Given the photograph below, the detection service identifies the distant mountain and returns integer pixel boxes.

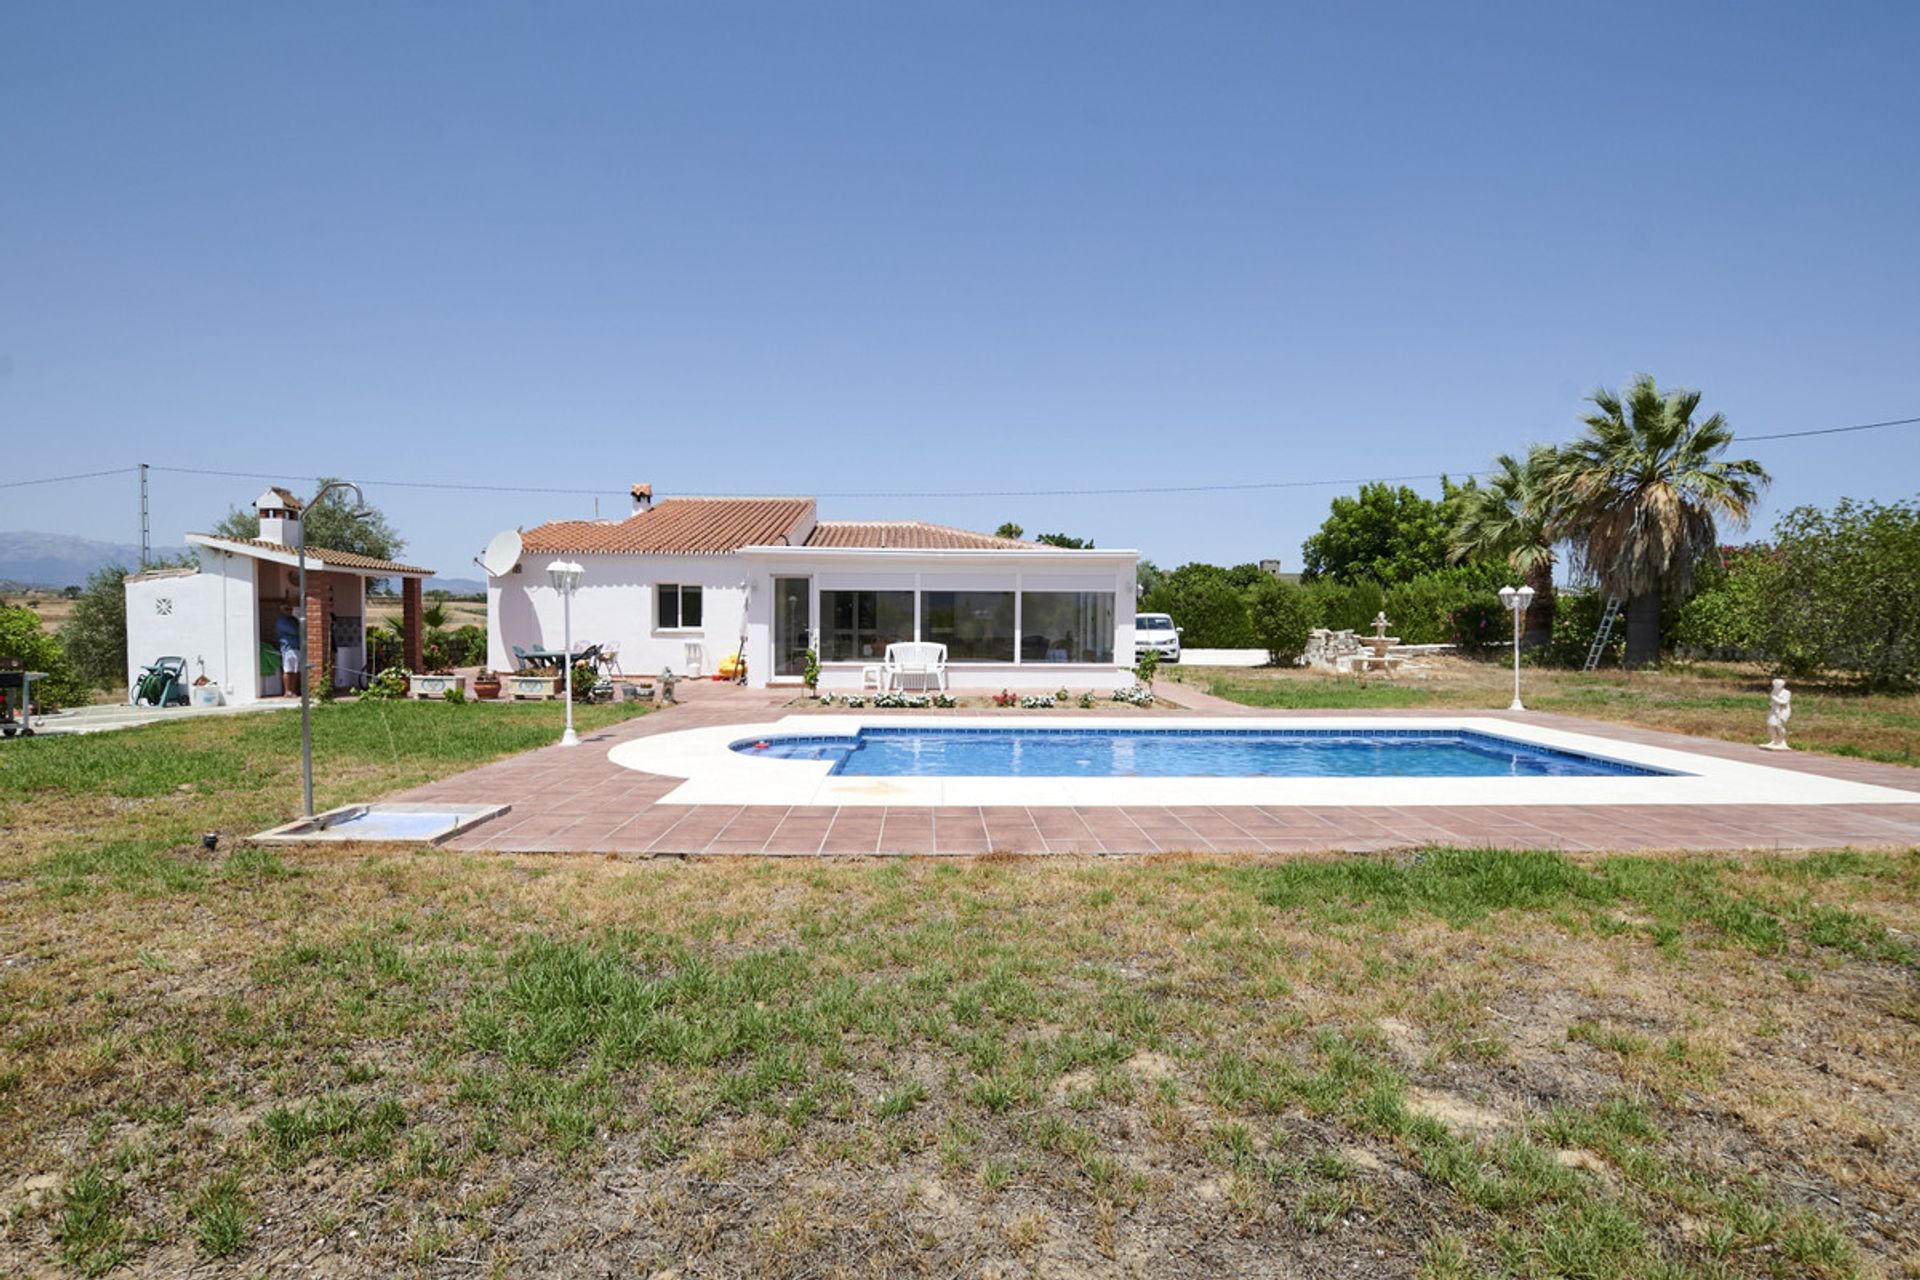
[0,531,191,588]
[425,577,486,595]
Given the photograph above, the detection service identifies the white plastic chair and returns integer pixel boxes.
[882,642,948,692]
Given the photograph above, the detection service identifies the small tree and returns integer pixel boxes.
[1034,532,1094,549]
[0,604,89,709]
[802,647,821,694]
[59,563,133,690]
[993,522,1025,540]
[214,477,406,563]
[1133,646,1159,689]
[1247,577,1314,666]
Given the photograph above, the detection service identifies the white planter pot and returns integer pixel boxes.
[409,674,462,700]
[508,674,559,700]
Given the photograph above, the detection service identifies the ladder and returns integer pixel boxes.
[1582,597,1623,671]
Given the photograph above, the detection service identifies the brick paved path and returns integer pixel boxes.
[390,681,1920,856]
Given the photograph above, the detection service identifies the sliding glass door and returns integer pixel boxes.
[773,577,812,677]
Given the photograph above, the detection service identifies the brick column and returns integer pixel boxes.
[303,572,333,695]
[403,577,423,672]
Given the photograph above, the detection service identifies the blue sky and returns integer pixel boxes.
[4,2,1916,577]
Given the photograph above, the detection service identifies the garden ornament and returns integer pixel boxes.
[1762,678,1791,751]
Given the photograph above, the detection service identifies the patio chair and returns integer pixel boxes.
[882,642,948,693]
[511,644,532,672]
[597,641,620,677]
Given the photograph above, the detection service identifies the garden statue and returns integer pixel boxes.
[658,665,678,707]
[1762,678,1791,751]
[1372,611,1390,640]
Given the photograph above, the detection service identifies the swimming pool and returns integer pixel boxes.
[732,726,1672,779]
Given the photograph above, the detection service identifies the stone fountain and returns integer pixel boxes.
[1354,611,1401,674]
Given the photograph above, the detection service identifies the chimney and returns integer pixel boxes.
[630,483,654,514]
[254,487,304,547]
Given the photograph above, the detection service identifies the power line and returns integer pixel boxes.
[6,409,1916,501]
[0,465,139,490]
[149,465,610,496]
[1742,414,1920,442]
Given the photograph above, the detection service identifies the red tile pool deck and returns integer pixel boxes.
[389,684,1920,856]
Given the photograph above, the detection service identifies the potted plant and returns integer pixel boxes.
[472,667,502,700]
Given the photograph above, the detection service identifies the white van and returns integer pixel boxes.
[1133,613,1181,663]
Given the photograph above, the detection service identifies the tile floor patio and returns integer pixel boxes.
[389,681,1920,856]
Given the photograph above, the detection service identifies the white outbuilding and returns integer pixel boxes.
[123,487,434,705]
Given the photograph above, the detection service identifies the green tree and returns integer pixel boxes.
[0,603,89,708]
[1133,558,1166,602]
[993,522,1025,540]
[1034,532,1093,548]
[1754,498,1920,685]
[1449,445,1560,643]
[1300,482,1452,585]
[213,478,405,563]
[58,564,133,690]
[1246,577,1314,665]
[1548,376,1768,667]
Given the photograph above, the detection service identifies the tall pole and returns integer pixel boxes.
[297,481,366,818]
[138,463,151,567]
[560,581,578,747]
[1508,599,1524,712]
[298,525,314,816]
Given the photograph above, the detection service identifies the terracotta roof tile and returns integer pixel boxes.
[189,534,434,576]
[522,497,815,555]
[805,520,1038,550]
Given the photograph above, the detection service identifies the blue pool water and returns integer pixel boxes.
[732,727,1673,779]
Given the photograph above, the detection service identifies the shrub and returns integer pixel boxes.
[1302,578,1386,635]
[1671,545,1773,660]
[443,684,467,704]
[1382,564,1506,651]
[1111,685,1154,706]
[59,564,132,690]
[932,692,958,708]
[1142,563,1255,647]
[1246,577,1314,665]
[362,666,409,700]
[1544,591,1624,669]
[1134,648,1159,688]
[1019,694,1055,709]
[0,604,89,709]
[1755,498,1920,684]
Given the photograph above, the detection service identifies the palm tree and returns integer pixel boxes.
[1450,445,1560,645]
[1548,375,1768,667]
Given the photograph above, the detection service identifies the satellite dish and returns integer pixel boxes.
[479,529,523,577]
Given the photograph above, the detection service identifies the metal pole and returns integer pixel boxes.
[139,463,151,567]
[1508,601,1524,712]
[560,580,578,747]
[298,529,314,816]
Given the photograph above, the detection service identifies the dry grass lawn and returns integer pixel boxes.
[2,700,1918,1277]
[1184,658,1920,767]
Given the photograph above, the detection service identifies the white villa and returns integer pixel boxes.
[487,489,1138,690]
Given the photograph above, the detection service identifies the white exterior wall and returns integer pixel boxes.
[488,547,1140,690]
[124,551,261,704]
[487,553,750,679]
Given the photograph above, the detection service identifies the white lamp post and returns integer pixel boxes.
[1497,584,1536,711]
[547,560,584,746]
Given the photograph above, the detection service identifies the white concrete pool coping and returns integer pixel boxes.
[606,715,1920,809]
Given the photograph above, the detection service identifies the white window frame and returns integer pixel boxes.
[655,583,705,634]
